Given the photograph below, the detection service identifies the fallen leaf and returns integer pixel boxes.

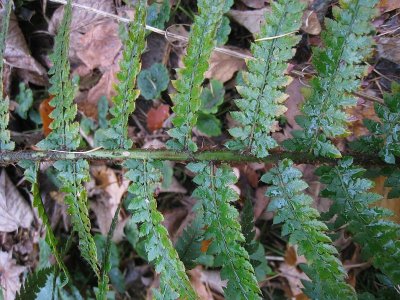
[254,187,273,220]
[0,251,26,300]
[379,0,400,12]
[371,176,400,223]
[205,46,247,83]
[301,10,321,35]
[90,166,129,239]
[147,104,170,132]
[200,239,213,253]
[377,37,400,65]
[240,0,269,9]
[228,8,270,34]
[1,11,47,85]
[39,95,55,137]
[0,170,33,232]
[188,267,214,300]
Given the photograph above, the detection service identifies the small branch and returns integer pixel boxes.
[0,148,391,167]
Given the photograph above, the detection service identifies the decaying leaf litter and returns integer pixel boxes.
[1,0,400,299]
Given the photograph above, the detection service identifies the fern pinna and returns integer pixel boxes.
[0,0,14,151]
[351,83,400,164]
[316,157,400,286]
[34,0,99,280]
[187,162,261,299]
[167,0,233,152]
[226,0,305,158]
[284,0,378,158]
[262,159,356,299]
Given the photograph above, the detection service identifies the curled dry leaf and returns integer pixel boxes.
[205,46,247,83]
[188,267,214,300]
[146,104,170,132]
[0,170,33,232]
[302,10,321,35]
[1,11,47,85]
[379,0,400,12]
[227,8,270,34]
[240,0,269,9]
[0,251,26,300]
[90,166,129,239]
[377,37,400,65]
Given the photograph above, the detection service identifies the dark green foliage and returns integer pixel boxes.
[146,0,170,30]
[197,113,221,137]
[187,162,261,299]
[226,0,305,158]
[95,0,147,150]
[216,16,231,46]
[240,198,271,281]
[350,83,400,164]
[167,0,233,152]
[316,157,400,285]
[124,159,196,299]
[385,169,400,199]
[137,63,169,100]
[16,267,54,300]
[261,159,356,299]
[97,96,109,129]
[284,0,379,158]
[0,0,14,151]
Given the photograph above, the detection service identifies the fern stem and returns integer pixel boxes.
[1,149,389,167]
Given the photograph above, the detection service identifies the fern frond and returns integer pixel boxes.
[33,0,99,279]
[16,267,54,300]
[0,0,14,151]
[226,0,305,158]
[350,82,400,164]
[261,159,356,299]
[187,162,261,299]
[284,0,378,158]
[95,0,147,150]
[124,159,197,299]
[166,0,233,152]
[316,157,400,285]
[18,160,71,285]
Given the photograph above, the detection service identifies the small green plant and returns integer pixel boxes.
[1,0,400,299]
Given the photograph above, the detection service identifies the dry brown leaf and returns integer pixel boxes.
[227,8,270,34]
[0,251,26,300]
[1,11,47,85]
[200,270,225,296]
[205,46,247,83]
[379,0,400,12]
[0,170,33,232]
[147,104,170,132]
[188,267,214,300]
[377,37,400,65]
[301,10,321,35]
[371,176,400,223]
[90,166,129,238]
[240,0,269,9]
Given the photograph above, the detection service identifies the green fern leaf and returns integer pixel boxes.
[284,0,379,158]
[166,0,233,152]
[226,0,305,158]
[350,83,400,164]
[261,159,356,299]
[187,162,261,299]
[124,159,197,299]
[16,267,54,300]
[0,0,14,151]
[95,0,147,150]
[316,157,400,285]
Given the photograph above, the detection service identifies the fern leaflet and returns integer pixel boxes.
[226,0,305,158]
[350,82,400,164]
[166,0,233,152]
[262,159,356,299]
[284,0,378,158]
[0,0,14,151]
[16,267,54,300]
[35,0,99,278]
[187,162,261,299]
[95,0,147,150]
[316,157,400,285]
[124,159,197,299]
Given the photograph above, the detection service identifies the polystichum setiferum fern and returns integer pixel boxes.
[316,157,400,286]
[284,0,379,158]
[226,0,305,158]
[166,0,233,152]
[262,159,356,299]
[2,0,400,298]
[187,162,261,299]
